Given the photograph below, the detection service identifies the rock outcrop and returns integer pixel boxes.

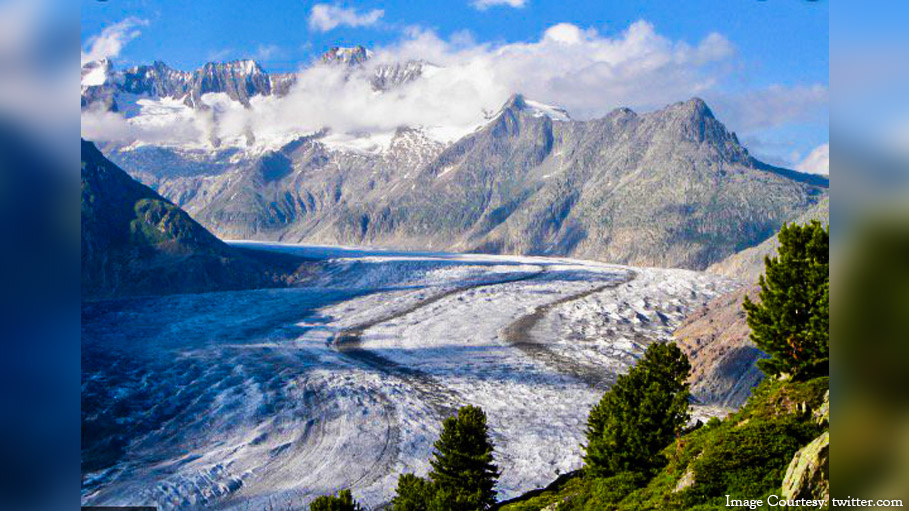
[782,431,830,502]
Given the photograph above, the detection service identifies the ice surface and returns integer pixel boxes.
[81,244,737,510]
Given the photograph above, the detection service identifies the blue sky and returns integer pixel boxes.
[81,0,828,170]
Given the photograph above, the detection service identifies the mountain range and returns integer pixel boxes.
[81,45,426,115]
[83,47,829,271]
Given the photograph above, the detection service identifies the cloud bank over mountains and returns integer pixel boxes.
[80,17,827,164]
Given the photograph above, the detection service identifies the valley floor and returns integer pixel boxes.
[81,244,737,511]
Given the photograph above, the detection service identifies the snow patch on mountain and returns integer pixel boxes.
[524,98,571,121]
[321,131,397,154]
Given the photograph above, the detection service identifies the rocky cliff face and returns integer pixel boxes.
[112,96,828,270]
[81,139,305,299]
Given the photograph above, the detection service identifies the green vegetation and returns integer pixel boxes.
[743,221,829,379]
[392,473,434,511]
[430,405,499,509]
[390,405,499,511]
[584,342,691,478]
[309,489,363,511]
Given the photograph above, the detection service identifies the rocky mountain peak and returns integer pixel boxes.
[609,106,637,118]
[679,97,714,118]
[82,58,296,112]
[651,97,739,148]
[661,97,716,123]
[321,46,372,66]
[502,93,528,111]
[201,59,265,76]
[389,126,436,150]
[372,60,427,90]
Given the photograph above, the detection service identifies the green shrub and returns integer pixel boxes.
[681,416,820,507]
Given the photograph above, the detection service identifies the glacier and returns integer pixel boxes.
[81,243,736,510]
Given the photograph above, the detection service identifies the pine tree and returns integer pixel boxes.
[309,489,363,511]
[392,473,432,511]
[743,221,829,379]
[427,405,499,511]
[583,342,691,478]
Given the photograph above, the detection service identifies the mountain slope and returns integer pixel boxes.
[674,285,764,408]
[81,139,305,298]
[431,96,826,268]
[498,376,829,510]
[708,197,829,281]
[119,96,827,270]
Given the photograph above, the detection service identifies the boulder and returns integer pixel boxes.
[782,431,829,501]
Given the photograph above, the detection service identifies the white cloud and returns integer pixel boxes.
[796,144,830,175]
[542,23,593,44]
[80,17,147,66]
[471,0,527,10]
[308,4,384,32]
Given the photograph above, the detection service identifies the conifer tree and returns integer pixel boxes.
[309,489,363,511]
[743,221,829,379]
[427,405,499,511]
[392,473,432,511]
[584,342,691,477]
